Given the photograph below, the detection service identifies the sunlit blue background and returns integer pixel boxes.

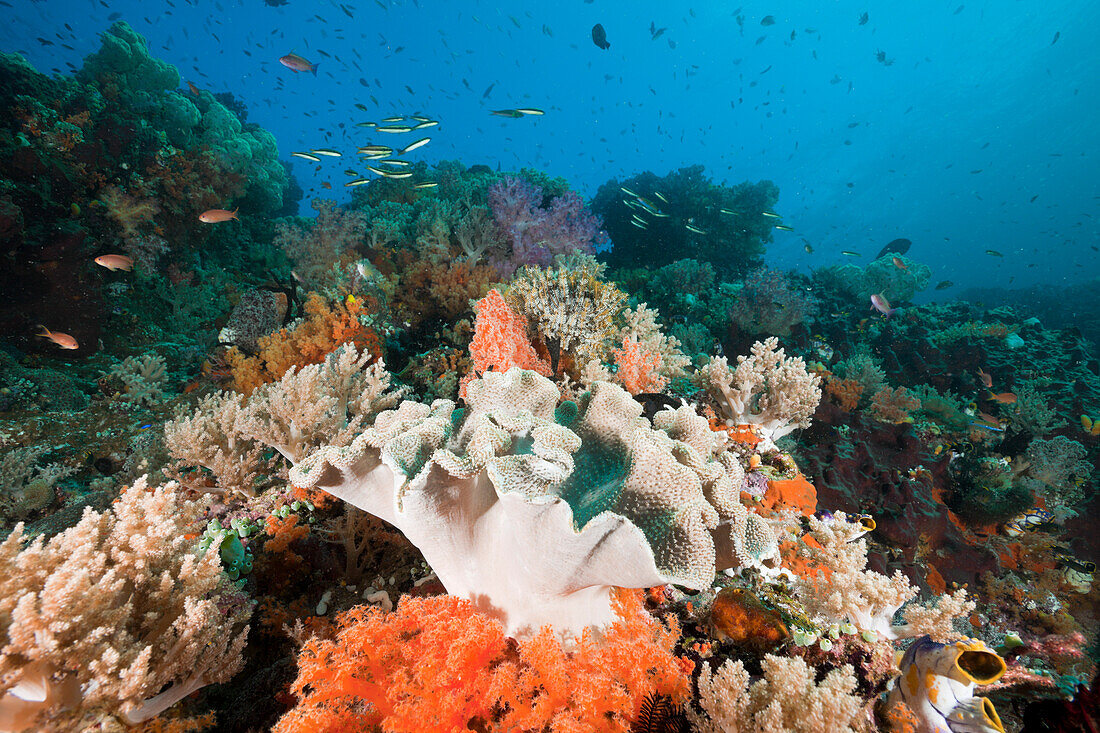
[4,0,1097,294]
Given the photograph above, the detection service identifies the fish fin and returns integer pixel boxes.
[311,62,319,76]
[231,208,239,219]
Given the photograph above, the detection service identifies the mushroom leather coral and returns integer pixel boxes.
[289,367,754,640]
[274,590,691,733]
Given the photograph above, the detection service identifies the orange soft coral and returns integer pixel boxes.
[227,293,382,395]
[824,375,864,411]
[468,289,551,378]
[395,258,495,329]
[868,386,921,423]
[275,589,691,733]
[611,337,668,395]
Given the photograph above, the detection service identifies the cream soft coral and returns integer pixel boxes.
[0,478,251,731]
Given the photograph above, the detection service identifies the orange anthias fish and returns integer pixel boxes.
[892,256,908,270]
[37,326,79,350]
[94,254,134,271]
[989,391,1017,404]
[199,208,239,223]
[977,411,1002,425]
[976,368,993,389]
[279,53,319,76]
[186,80,201,95]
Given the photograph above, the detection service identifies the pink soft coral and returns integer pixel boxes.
[468,289,551,378]
[487,176,608,273]
[611,337,668,395]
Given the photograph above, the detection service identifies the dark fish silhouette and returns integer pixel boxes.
[634,393,680,423]
[760,15,775,26]
[591,23,610,50]
[858,12,869,25]
[935,280,954,290]
[874,238,911,260]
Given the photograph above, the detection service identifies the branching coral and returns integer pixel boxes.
[0,478,252,730]
[274,590,690,733]
[696,337,822,448]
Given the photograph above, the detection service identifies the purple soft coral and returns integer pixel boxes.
[488,176,609,273]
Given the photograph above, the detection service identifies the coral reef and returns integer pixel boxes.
[593,165,779,278]
[0,29,1095,730]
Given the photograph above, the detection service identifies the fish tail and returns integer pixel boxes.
[311,62,319,76]
[35,325,49,337]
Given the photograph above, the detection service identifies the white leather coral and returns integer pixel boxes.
[290,368,764,640]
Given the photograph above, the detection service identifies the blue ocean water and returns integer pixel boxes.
[3,0,1096,292]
